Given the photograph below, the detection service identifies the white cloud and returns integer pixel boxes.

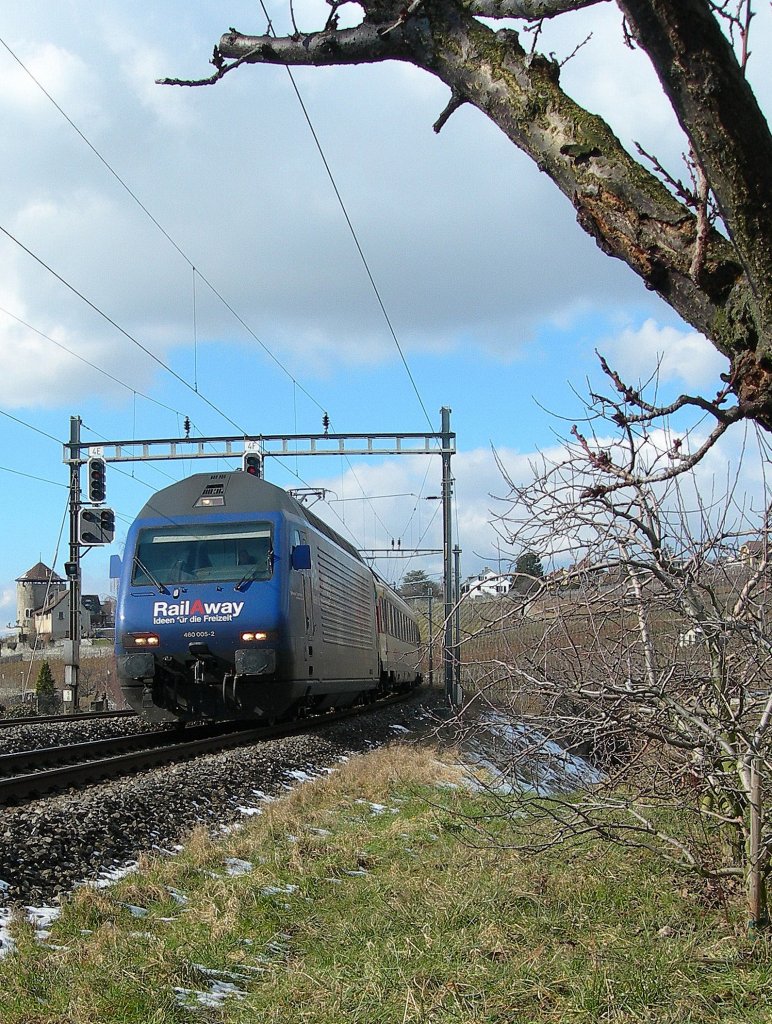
[111,38,198,130]
[0,41,100,121]
[296,442,577,583]
[600,318,728,391]
[0,310,122,409]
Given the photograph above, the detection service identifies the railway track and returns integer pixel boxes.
[0,691,417,805]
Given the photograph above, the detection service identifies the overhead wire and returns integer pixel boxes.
[0,464,68,488]
[254,0,441,558]
[0,304,184,419]
[0,405,60,443]
[0,404,70,488]
[0,222,247,435]
[256,0,436,436]
[0,33,324,416]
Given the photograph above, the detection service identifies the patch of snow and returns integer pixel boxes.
[237,805,263,816]
[26,905,61,940]
[390,724,410,733]
[468,712,603,796]
[260,884,298,897]
[174,981,247,1008]
[0,907,15,956]
[193,963,249,981]
[224,858,254,877]
[122,904,148,918]
[1,904,62,957]
[90,860,139,889]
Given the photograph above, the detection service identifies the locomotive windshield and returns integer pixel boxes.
[131,522,273,586]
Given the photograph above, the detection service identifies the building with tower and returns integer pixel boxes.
[15,562,67,640]
[13,562,100,641]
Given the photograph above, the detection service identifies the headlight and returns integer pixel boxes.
[240,630,268,643]
[123,632,160,648]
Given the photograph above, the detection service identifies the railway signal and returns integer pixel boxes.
[99,507,116,544]
[78,507,115,545]
[242,452,262,477]
[87,456,107,503]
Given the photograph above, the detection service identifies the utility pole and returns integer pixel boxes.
[64,415,81,712]
[441,406,454,703]
[454,543,462,703]
[427,587,434,687]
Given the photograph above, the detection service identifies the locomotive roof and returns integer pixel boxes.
[136,471,364,563]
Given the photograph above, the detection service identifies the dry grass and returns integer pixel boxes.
[2,741,772,1023]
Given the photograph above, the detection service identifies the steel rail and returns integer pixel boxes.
[0,709,136,729]
[0,722,242,776]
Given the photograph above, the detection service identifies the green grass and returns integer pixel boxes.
[2,744,772,1023]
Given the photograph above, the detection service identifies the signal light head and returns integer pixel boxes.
[99,508,116,544]
[87,456,107,503]
[242,452,262,477]
[78,506,115,546]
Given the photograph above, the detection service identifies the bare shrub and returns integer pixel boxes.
[457,372,772,927]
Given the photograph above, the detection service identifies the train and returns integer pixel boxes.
[111,470,423,722]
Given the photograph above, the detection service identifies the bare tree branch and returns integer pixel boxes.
[462,0,607,15]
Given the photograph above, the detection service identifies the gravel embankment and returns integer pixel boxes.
[0,692,446,906]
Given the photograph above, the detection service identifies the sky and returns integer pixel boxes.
[0,0,770,630]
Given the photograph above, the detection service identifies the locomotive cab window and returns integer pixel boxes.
[132,522,273,586]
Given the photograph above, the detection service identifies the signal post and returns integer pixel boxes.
[64,416,116,712]
[64,416,81,711]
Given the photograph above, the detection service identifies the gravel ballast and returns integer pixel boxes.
[0,714,155,756]
[0,692,445,906]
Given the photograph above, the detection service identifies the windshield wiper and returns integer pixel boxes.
[133,555,170,594]
[235,551,272,592]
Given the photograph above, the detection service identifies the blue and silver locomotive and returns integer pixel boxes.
[112,471,422,722]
